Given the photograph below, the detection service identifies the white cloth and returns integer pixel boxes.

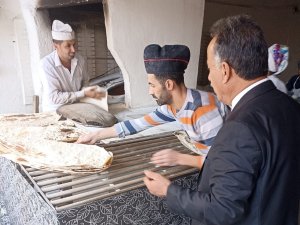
[268,75,287,93]
[268,44,288,75]
[40,50,89,112]
[52,20,75,40]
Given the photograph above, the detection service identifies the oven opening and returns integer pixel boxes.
[47,3,125,106]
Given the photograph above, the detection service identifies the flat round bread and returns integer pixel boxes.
[0,112,61,127]
[0,139,113,173]
[43,125,83,143]
[0,113,113,174]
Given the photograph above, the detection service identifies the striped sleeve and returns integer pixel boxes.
[114,105,176,137]
[195,94,225,144]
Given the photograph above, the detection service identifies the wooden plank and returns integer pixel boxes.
[33,95,39,113]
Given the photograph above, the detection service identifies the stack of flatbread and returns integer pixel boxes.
[0,112,113,174]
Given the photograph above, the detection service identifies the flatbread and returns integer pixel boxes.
[43,124,84,142]
[0,112,62,127]
[0,112,83,142]
[0,140,112,173]
[0,112,113,174]
[79,86,108,111]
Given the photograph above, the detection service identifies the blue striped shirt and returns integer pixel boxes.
[114,89,226,150]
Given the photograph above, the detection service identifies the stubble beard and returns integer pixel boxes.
[152,92,172,106]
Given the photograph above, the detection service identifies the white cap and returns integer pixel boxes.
[51,20,75,41]
[268,44,289,76]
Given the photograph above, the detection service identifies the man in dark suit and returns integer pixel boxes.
[144,15,300,225]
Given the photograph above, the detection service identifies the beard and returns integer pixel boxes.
[151,90,172,106]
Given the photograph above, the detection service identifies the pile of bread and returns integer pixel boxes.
[0,112,112,174]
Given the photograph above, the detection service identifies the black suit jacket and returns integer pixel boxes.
[166,81,300,225]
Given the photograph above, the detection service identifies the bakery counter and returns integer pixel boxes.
[0,133,199,225]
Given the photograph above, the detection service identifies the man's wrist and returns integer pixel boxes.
[177,153,189,166]
[176,155,183,166]
[96,130,103,140]
[76,90,85,99]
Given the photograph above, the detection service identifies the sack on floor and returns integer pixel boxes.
[57,103,118,127]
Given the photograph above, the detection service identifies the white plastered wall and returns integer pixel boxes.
[0,0,32,113]
[103,0,205,108]
[19,0,53,114]
[18,0,53,111]
[0,0,52,114]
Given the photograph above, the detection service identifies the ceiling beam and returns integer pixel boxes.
[37,0,102,9]
[206,0,299,10]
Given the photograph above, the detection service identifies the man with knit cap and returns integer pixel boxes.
[77,44,226,170]
[40,20,105,112]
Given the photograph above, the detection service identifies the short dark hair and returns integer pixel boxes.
[210,15,268,80]
[155,73,184,86]
[52,39,63,44]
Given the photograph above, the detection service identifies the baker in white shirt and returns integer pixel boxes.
[40,20,105,112]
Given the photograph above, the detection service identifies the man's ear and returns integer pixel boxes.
[53,43,59,50]
[165,79,174,91]
[221,61,232,84]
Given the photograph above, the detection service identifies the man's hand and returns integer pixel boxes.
[76,127,118,145]
[76,131,100,144]
[151,149,205,169]
[143,170,171,197]
[83,86,106,99]
[151,149,182,166]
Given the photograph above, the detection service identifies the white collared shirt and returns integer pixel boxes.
[231,78,268,110]
[40,50,89,112]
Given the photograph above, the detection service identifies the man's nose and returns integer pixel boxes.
[71,45,76,52]
[207,73,211,82]
[148,87,153,95]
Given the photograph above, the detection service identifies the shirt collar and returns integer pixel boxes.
[231,78,268,110]
[54,50,62,67]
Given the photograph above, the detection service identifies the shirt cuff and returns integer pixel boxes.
[75,90,85,99]
[166,183,184,214]
[114,123,126,138]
